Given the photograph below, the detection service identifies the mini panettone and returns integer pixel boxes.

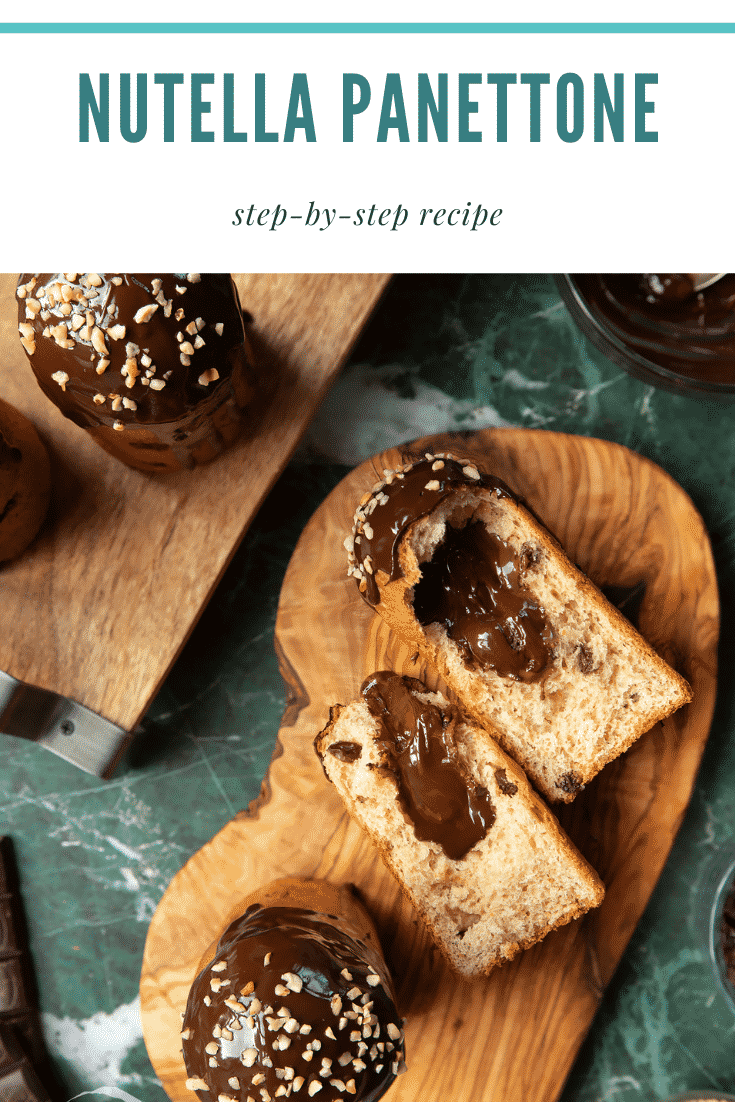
[181,878,406,1102]
[17,273,255,472]
[0,398,51,563]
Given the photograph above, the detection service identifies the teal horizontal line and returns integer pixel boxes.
[0,21,734,32]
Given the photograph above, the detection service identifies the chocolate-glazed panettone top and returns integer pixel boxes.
[346,453,513,606]
[16,274,253,464]
[182,904,405,1102]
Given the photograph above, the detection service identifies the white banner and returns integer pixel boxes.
[0,16,732,269]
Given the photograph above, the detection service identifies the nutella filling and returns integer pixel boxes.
[182,904,403,1102]
[351,455,512,605]
[572,273,735,385]
[413,521,554,682]
[361,671,494,861]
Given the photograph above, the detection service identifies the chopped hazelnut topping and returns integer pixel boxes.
[187,273,202,283]
[180,341,195,356]
[176,285,187,294]
[185,321,198,336]
[134,303,159,324]
[307,1084,322,1097]
[96,358,110,375]
[241,1049,258,1067]
[122,397,137,410]
[194,334,206,349]
[87,273,103,287]
[108,324,126,340]
[185,1078,209,1092]
[463,465,481,480]
[282,973,303,993]
[113,421,124,431]
[181,353,191,366]
[93,393,106,405]
[196,317,205,331]
[292,1079,305,1093]
[366,974,380,987]
[149,378,166,391]
[215,322,224,335]
[198,368,219,385]
[205,1042,219,1056]
[91,327,108,355]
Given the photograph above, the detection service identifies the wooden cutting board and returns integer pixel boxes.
[0,272,389,738]
[140,429,719,1102]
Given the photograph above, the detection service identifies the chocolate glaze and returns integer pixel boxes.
[350,454,512,606]
[182,904,403,1102]
[572,274,735,385]
[414,521,553,682]
[361,672,494,860]
[17,274,255,471]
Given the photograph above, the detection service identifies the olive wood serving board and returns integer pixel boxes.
[0,272,390,741]
[140,429,719,1102]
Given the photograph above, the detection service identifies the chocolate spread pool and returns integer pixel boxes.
[414,521,553,682]
[182,903,403,1102]
[361,672,494,860]
[572,274,735,385]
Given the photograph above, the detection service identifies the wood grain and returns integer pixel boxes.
[140,429,719,1102]
[0,272,390,731]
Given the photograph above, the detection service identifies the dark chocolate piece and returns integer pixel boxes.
[721,875,735,991]
[182,904,404,1102]
[0,840,54,1080]
[556,772,584,796]
[327,740,362,763]
[0,1056,51,1102]
[361,672,495,860]
[494,768,518,797]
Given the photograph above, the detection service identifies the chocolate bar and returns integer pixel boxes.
[0,1025,50,1102]
[0,839,56,1096]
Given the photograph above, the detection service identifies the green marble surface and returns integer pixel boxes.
[2,274,734,1102]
